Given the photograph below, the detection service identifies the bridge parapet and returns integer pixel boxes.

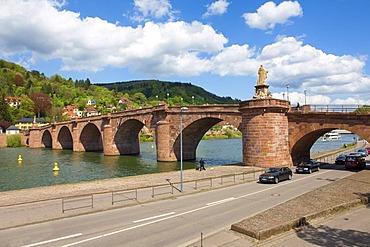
[290,104,365,113]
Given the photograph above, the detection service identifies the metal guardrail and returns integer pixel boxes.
[62,195,94,213]
[60,170,263,213]
[307,104,364,113]
[112,189,138,205]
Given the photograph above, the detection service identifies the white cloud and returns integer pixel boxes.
[132,0,175,22]
[0,0,369,103]
[0,1,227,75]
[203,0,230,18]
[257,37,368,95]
[243,1,303,30]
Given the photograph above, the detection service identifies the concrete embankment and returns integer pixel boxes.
[230,169,370,240]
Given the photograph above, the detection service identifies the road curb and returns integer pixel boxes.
[231,196,369,240]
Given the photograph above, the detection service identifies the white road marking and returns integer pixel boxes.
[206,197,236,206]
[62,169,333,246]
[21,233,82,247]
[133,212,176,223]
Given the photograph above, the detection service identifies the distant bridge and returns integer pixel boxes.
[29,102,370,168]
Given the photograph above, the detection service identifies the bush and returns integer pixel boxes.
[6,134,22,147]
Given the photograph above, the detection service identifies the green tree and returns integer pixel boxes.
[17,95,35,119]
[0,96,13,122]
[354,106,370,113]
[6,134,22,147]
[133,92,147,106]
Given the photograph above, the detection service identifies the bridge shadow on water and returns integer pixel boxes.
[294,222,370,247]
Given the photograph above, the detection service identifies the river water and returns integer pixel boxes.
[0,134,359,192]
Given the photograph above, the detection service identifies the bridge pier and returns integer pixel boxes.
[72,127,84,152]
[156,120,177,161]
[52,128,62,150]
[29,127,43,148]
[103,124,120,155]
[239,99,292,168]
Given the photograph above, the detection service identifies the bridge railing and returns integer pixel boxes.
[292,104,365,113]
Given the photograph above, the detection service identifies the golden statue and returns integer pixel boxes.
[257,65,268,85]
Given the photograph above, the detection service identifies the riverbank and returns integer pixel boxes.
[0,164,258,207]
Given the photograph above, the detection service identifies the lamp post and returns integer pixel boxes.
[286,84,290,101]
[167,93,169,103]
[192,95,194,105]
[180,106,188,192]
[304,90,307,105]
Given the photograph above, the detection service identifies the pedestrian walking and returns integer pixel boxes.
[199,158,206,171]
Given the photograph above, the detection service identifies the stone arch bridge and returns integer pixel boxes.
[29,100,370,168]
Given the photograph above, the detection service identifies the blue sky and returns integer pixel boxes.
[1,0,369,105]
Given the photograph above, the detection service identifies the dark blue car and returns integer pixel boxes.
[259,167,292,184]
[296,160,320,174]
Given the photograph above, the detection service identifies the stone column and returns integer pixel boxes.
[156,120,176,161]
[52,127,62,149]
[103,124,120,155]
[29,127,43,148]
[239,98,292,168]
[72,127,84,152]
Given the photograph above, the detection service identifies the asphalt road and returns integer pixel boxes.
[0,167,355,247]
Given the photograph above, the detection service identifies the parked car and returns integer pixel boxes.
[348,152,359,156]
[345,155,366,170]
[296,160,320,173]
[357,148,368,157]
[259,167,292,184]
[335,154,347,165]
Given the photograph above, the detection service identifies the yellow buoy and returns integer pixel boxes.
[53,162,60,171]
[18,155,22,163]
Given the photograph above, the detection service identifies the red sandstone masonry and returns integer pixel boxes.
[240,99,292,168]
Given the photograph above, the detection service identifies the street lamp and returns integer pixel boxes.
[180,106,188,192]
[286,84,290,101]
[304,90,307,105]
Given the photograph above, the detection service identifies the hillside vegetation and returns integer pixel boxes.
[0,59,240,124]
[99,80,239,105]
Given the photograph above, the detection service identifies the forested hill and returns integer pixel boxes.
[98,80,240,104]
[0,58,240,123]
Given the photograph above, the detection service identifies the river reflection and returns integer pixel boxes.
[0,135,359,192]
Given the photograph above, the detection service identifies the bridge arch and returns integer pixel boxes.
[114,119,144,155]
[290,122,370,165]
[57,126,73,150]
[80,123,103,152]
[41,130,52,148]
[174,117,224,160]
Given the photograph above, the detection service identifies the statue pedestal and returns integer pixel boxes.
[253,84,272,99]
[239,98,292,168]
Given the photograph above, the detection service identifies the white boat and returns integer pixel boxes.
[331,129,352,134]
[321,131,342,141]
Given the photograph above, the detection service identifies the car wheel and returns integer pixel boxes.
[274,177,279,184]
[288,174,292,180]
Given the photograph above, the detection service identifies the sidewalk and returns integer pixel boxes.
[0,165,262,230]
